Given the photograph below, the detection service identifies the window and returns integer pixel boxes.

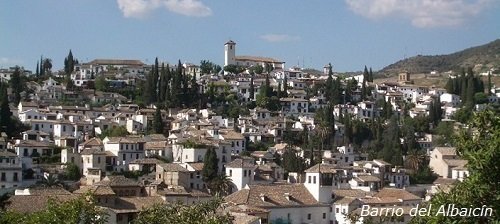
[244,170,247,177]
[0,173,5,181]
[307,214,311,220]
[123,154,126,160]
[229,170,232,176]
[97,157,101,164]
[313,176,316,184]
[336,208,339,213]
[308,176,311,183]
[323,213,326,219]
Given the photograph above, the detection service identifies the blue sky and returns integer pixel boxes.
[1,0,500,72]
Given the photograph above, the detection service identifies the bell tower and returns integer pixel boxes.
[224,40,236,66]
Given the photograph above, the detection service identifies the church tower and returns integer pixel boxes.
[224,40,236,66]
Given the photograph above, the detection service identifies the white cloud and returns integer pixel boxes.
[164,0,212,17]
[345,0,492,28]
[0,57,22,67]
[260,34,301,43]
[117,0,211,18]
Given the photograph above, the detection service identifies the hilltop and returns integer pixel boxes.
[379,39,500,75]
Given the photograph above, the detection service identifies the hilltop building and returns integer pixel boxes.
[224,40,285,70]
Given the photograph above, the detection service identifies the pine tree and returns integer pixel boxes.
[152,106,163,134]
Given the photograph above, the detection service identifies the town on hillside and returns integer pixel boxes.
[0,40,499,224]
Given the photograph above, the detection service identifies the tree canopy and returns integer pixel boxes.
[133,197,232,224]
[410,110,500,223]
[0,195,108,224]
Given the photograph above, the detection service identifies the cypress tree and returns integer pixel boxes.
[0,83,12,135]
[152,106,163,134]
[67,50,74,74]
[283,74,288,97]
[10,66,22,106]
[249,75,255,101]
[369,67,374,82]
[466,75,476,106]
[202,148,219,182]
[35,62,39,77]
[277,82,282,99]
[363,66,369,82]
[445,78,454,94]
[40,56,45,76]
[488,71,493,95]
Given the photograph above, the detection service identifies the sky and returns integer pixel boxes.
[1,0,500,72]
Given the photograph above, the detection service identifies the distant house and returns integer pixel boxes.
[429,147,468,180]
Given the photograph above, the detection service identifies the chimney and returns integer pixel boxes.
[284,193,291,201]
[260,193,266,202]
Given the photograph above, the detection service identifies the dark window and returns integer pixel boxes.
[0,173,5,181]
[323,213,326,219]
[13,172,18,182]
[307,214,311,220]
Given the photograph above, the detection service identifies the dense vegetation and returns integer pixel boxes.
[410,110,500,223]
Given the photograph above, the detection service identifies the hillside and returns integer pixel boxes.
[379,39,500,75]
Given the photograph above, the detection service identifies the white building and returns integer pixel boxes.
[226,158,256,193]
[102,137,146,172]
[0,150,23,189]
[440,93,461,107]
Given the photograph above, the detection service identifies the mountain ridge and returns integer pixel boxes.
[379,39,500,75]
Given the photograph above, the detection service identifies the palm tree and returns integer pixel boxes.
[316,126,330,151]
[405,149,426,172]
[40,173,62,187]
[209,175,233,196]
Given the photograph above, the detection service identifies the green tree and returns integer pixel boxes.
[0,195,108,224]
[202,148,218,183]
[474,92,488,104]
[94,75,108,91]
[64,163,81,181]
[152,106,163,134]
[209,175,233,196]
[410,110,500,223]
[249,65,264,75]
[42,58,52,75]
[99,126,129,139]
[64,50,75,75]
[133,197,232,224]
